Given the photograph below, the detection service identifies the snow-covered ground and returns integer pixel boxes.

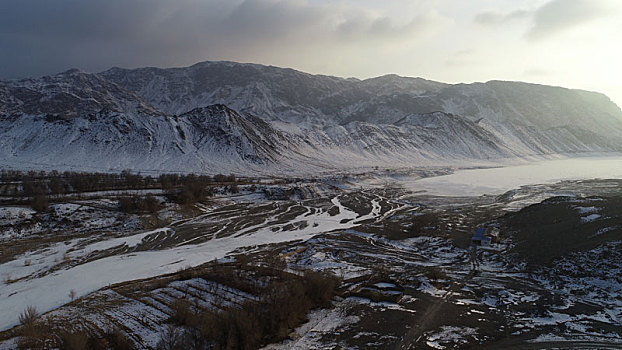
[0,195,380,331]
[262,303,360,350]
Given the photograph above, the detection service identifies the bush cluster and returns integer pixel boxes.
[59,329,133,350]
[161,173,237,206]
[117,194,161,214]
[0,169,240,198]
[13,266,338,350]
[16,306,133,350]
[30,194,49,213]
[158,269,339,350]
[164,176,213,207]
[1,170,159,196]
[1,169,245,211]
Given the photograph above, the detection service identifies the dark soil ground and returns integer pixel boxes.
[3,179,622,349]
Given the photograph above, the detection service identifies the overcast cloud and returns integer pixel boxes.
[0,0,621,107]
[526,0,616,40]
[0,0,449,78]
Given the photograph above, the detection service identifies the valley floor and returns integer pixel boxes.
[1,166,622,349]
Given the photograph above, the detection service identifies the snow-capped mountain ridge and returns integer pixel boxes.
[1,69,160,118]
[1,61,622,174]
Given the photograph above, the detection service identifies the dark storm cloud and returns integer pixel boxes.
[0,0,217,78]
[0,0,443,79]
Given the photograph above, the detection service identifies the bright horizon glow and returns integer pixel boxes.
[0,0,620,107]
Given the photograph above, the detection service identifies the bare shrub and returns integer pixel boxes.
[17,328,48,350]
[198,308,261,350]
[302,270,340,308]
[103,329,134,350]
[229,184,239,194]
[61,330,89,350]
[16,306,51,350]
[164,174,214,206]
[177,266,197,281]
[118,194,161,214]
[169,298,193,326]
[156,324,184,350]
[425,267,447,281]
[19,306,39,328]
[31,194,49,212]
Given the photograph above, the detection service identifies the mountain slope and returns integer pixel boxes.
[101,61,622,156]
[1,69,160,118]
[0,102,301,173]
[101,61,622,126]
[1,61,622,174]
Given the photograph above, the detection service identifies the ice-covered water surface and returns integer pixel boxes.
[409,156,622,196]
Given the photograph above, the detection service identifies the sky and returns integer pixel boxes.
[0,0,621,107]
